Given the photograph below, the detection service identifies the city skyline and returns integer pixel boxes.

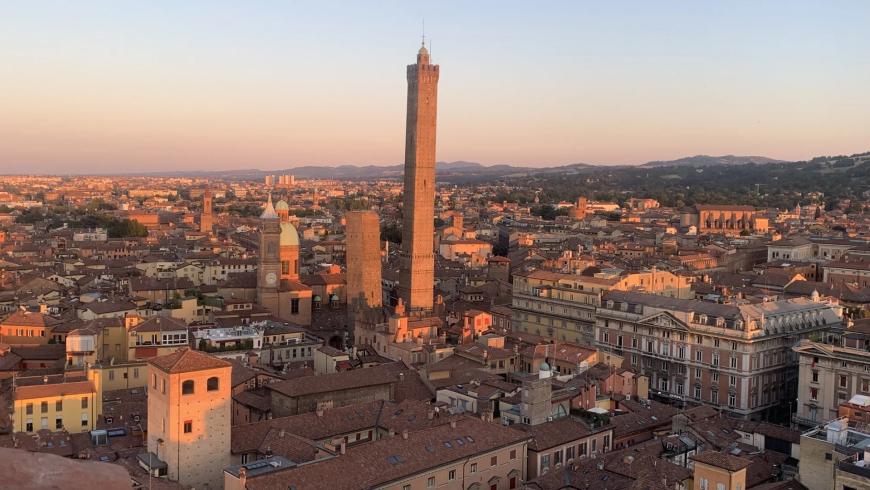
[2,1,869,174]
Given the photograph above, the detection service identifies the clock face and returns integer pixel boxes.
[265,272,277,285]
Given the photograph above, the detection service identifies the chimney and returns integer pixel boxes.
[238,467,247,487]
[279,429,285,438]
[316,407,324,417]
[401,430,409,440]
[388,428,396,437]
[42,375,48,384]
[450,420,457,429]
[427,409,434,420]
[339,442,346,455]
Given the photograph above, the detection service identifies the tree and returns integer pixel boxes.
[108,219,148,238]
[381,223,402,244]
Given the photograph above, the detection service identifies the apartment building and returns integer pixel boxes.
[594,290,843,418]
[793,340,870,425]
[512,269,693,344]
[12,376,98,433]
[232,416,530,490]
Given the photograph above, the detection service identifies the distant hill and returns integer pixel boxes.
[641,155,785,168]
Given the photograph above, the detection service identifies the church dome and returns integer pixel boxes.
[275,200,289,211]
[280,222,300,246]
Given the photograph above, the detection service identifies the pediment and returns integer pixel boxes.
[640,311,689,331]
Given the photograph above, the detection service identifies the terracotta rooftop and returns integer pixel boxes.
[245,416,529,490]
[13,380,96,401]
[147,348,231,374]
[691,450,753,471]
[1,310,63,328]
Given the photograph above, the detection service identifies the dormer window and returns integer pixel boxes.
[698,314,708,324]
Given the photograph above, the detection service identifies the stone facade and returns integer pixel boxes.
[793,340,870,425]
[398,44,439,314]
[595,291,842,418]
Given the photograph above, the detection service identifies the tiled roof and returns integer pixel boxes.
[1,310,63,328]
[147,348,230,374]
[245,416,530,490]
[267,362,407,398]
[691,451,753,471]
[13,380,96,401]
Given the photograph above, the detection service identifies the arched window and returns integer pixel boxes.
[207,376,219,392]
[182,380,194,395]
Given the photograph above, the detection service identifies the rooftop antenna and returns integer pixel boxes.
[421,19,426,47]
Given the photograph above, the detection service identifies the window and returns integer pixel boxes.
[207,377,219,392]
[55,417,63,429]
[730,357,737,369]
[403,486,410,490]
[566,445,575,460]
[711,390,719,404]
[81,397,88,409]
[182,380,195,395]
[554,450,562,466]
[41,401,48,413]
[448,469,456,481]
[162,379,166,394]
[510,477,517,489]
[714,339,720,347]
[26,403,33,415]
[133,368,139,379]
[840,375,848,388]
[41,417,48,430]
[510,449,517,460]
[812,370,819,383]
[540,454,550,472]
[81,414,88,427]
[712,371,719,382]
[579,442,587,456]
[108,370,115,381]
[183,420,192,433]
[152,373,157,389]
[811,387,818,401]
[55,400,62,411]
[427,476,435,488]
[717,484,726,490]
[696,350,703,362]
[604,434,610,450]
[470,463,477,473]
[491,456,497,466]
[699,477,709,490]
[26,419,33,432]
[729,376,737,387]
[291,298,300,315]
[728,393,736,407]
[694,386,702,399]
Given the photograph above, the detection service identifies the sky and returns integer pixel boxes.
[1,1,869,174]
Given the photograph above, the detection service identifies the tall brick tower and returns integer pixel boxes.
[347,210,383,313]
[199,188,214,234]
[398,41,439,314]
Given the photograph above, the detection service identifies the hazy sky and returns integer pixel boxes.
[1,1,869,174]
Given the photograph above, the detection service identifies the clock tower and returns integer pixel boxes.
[257,194,281,315]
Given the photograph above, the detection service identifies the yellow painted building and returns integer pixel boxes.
[12,379,98,433]
[691,452,751,490]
